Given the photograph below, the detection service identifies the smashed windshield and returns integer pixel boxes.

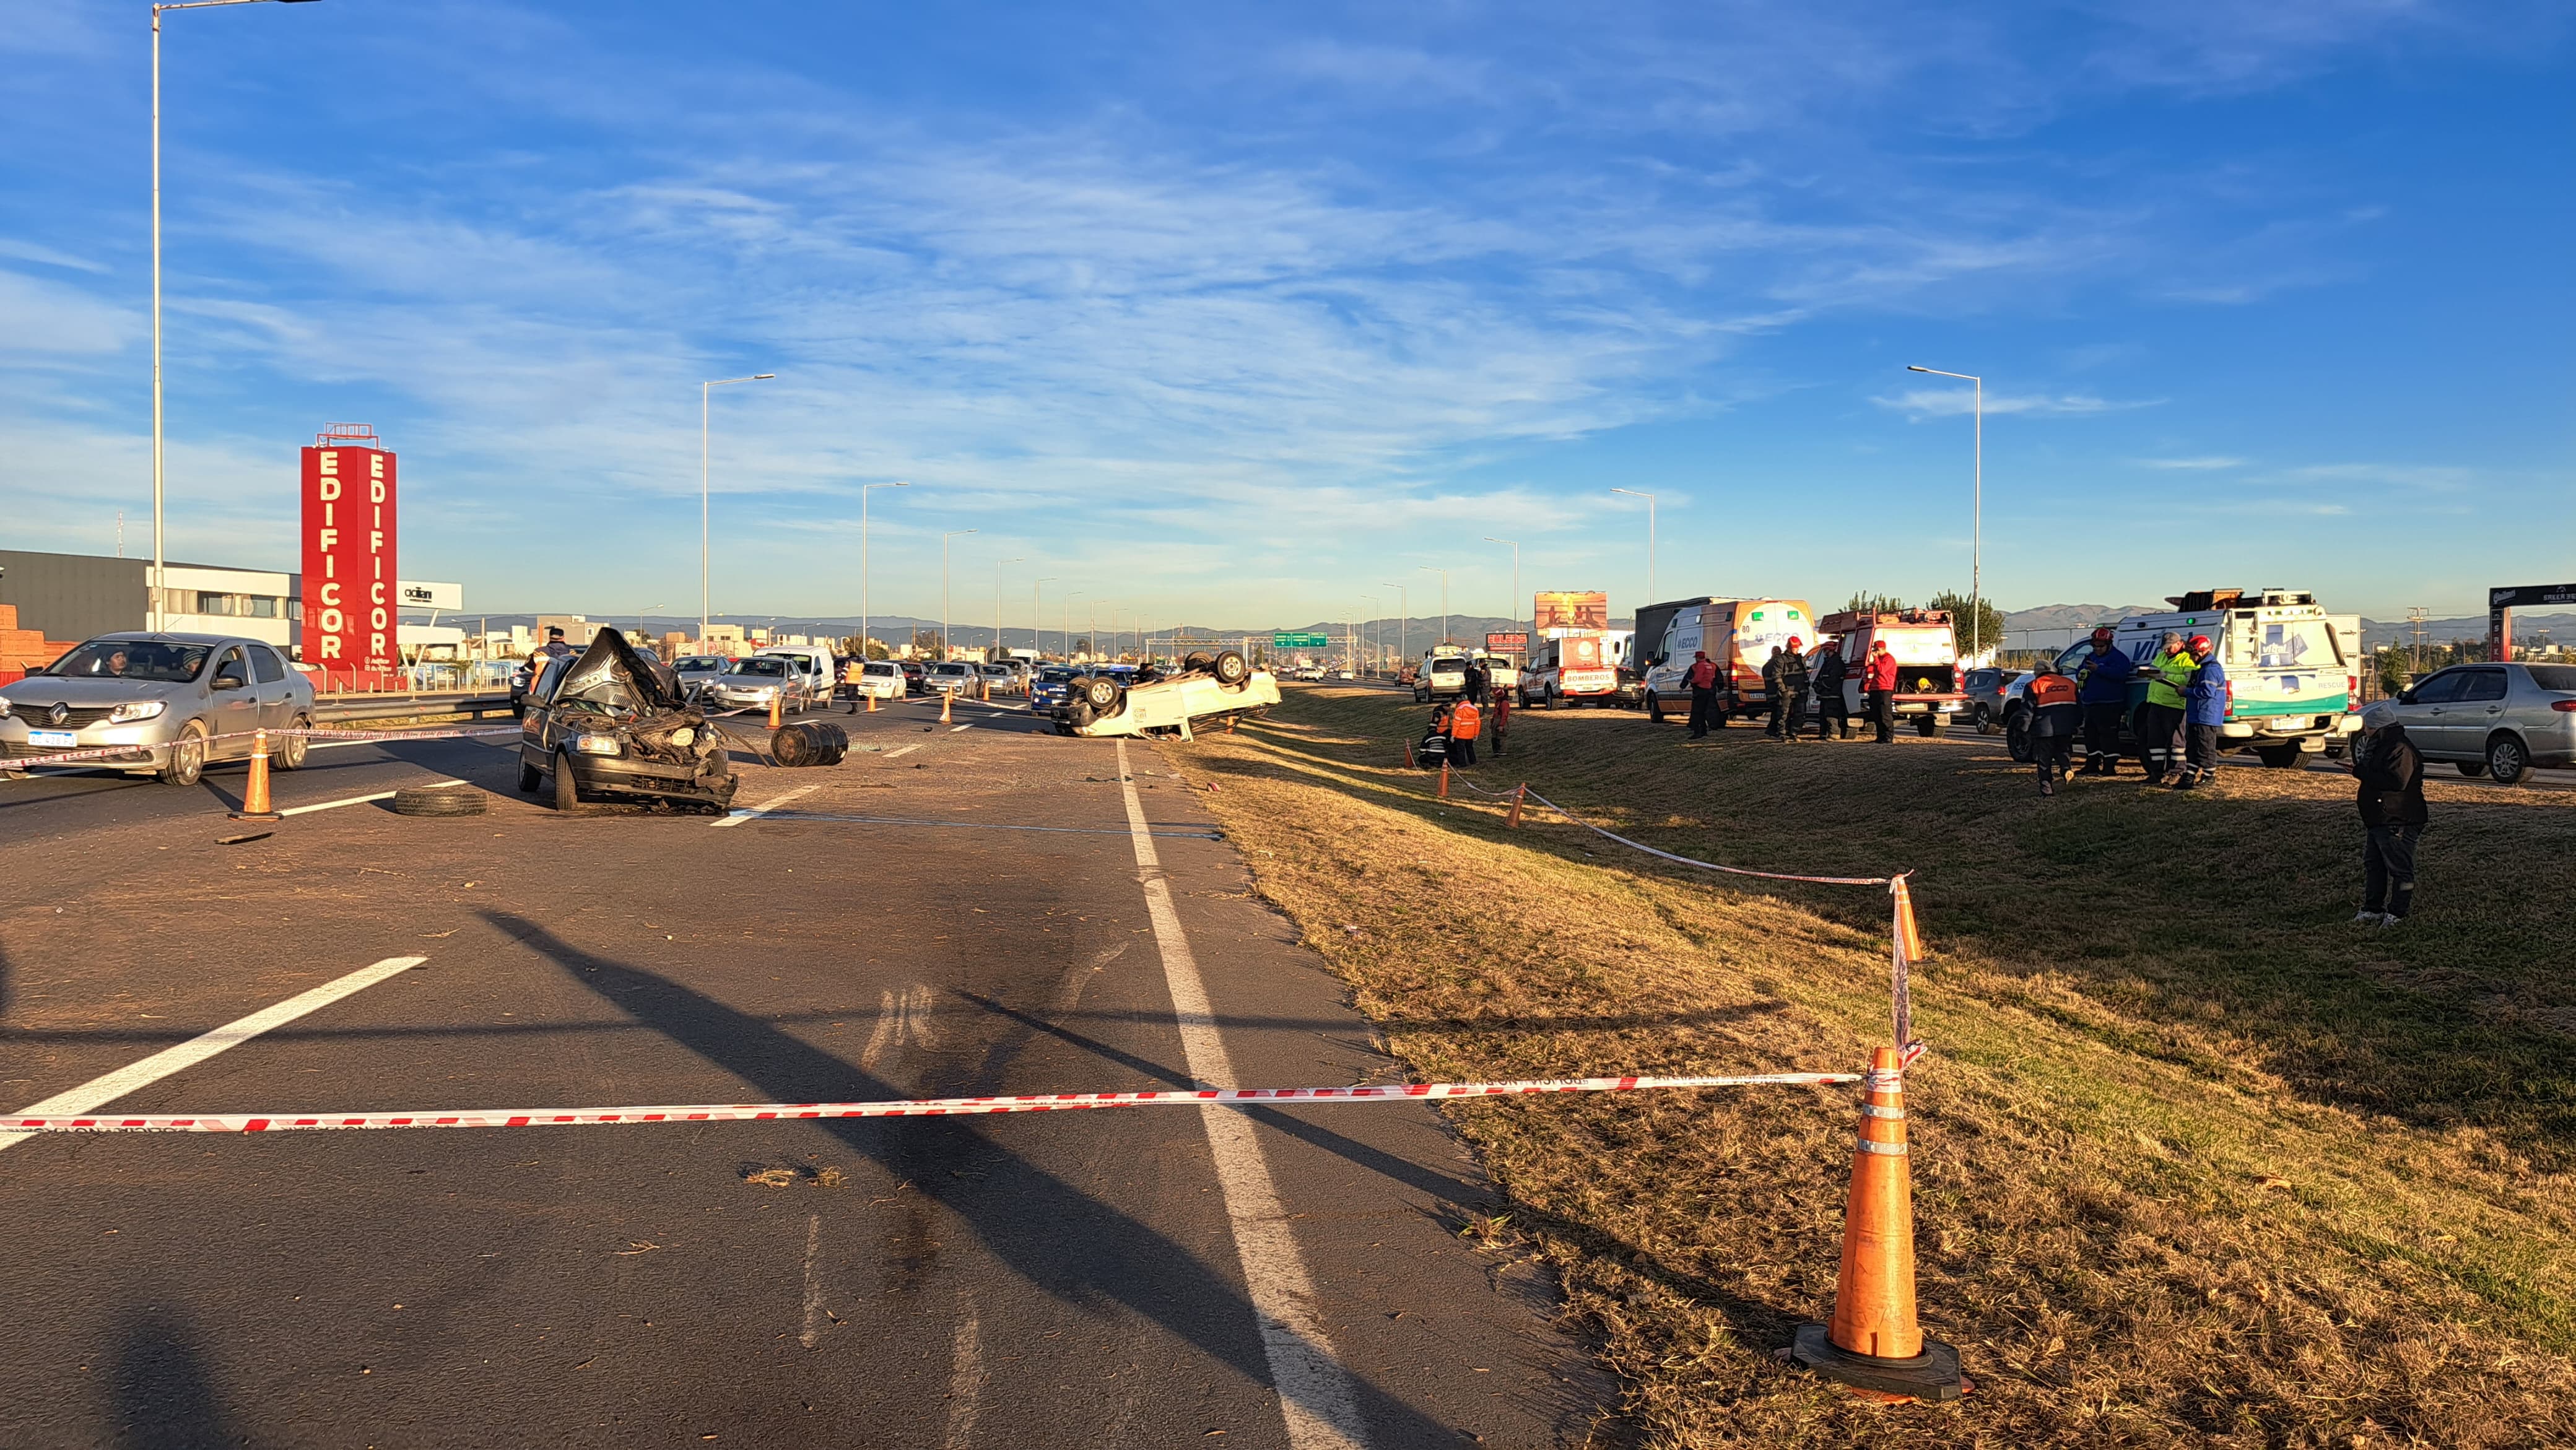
[38,639,211,684]
[726,658,790,677]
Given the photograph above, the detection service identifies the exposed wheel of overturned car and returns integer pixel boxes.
[1081,675,1123,713]
[1211,649,1249,686]
[1183,651,1214,674]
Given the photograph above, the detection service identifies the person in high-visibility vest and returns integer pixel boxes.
[2026,659,2082,796]
[2138,630,2191,784]
[1448,697,1483,767]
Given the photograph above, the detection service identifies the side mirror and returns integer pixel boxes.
[214,672,247,691]
[2396,689,2416,705]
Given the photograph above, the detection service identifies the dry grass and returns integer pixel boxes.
[1170,687,2576,1448]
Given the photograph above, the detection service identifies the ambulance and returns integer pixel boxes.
[1635,598,1819,724]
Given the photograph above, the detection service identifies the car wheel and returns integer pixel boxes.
[275,716,311,770]
[552,749,581,811]
[1645,690,1665,724]
[1915,714,1940,737]
[1082,675,1123,713]
[2004,710,2033,764]
[2486,735,2530,784]
[519,761,544,794]
[1212,649,1249,686]
[160,720,209,786]
[1974,705,1999,737]
[2256,744,2304,769]
[2454,761,2487,778]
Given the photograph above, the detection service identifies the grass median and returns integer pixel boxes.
[1169,685,2574,1448]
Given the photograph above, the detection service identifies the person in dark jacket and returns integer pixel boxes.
[1761,648,1788,738]
[2026,659,2082,794]
[1684,649,1721,739]
[1462,659,1490,706]
[2171,635,2227,789]
[1774,638,1811,740]
[2349,701,2427,924]
[2071,627,2134,776]
[1811,645,1850,740]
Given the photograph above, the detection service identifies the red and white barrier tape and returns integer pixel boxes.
[1510,784,1891,886]
[2,724,520,770]
[0,1072,1860,1134]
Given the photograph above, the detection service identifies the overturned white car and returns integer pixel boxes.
[1053,651,1280,739]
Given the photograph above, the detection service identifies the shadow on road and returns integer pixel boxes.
[489,910,1464,1447]
[108,1311,242,1450]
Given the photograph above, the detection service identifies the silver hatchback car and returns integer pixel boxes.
[2386,662,2576,784]
[0,632,318,785]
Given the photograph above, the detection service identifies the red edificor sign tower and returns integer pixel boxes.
[299,423,399,676]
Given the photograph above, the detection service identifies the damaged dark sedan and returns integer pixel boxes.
[518,627,739,812]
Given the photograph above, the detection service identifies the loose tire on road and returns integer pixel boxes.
[553,749,581,812]
[276,716,311,770]
[772,721,848,768]
[392,784,486,817]
[1211,649,1249,686]
[160,720,209,786]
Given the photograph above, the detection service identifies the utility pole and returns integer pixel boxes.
[1906,365,1984,660]
[1383,583,1408,669]
[2407,606,2430,676]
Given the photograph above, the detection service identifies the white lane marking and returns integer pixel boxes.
[276,778,464,817]
[858,983,940,1072]
[799,1213,828,1350]
[1112,739,1365,1450]
[942,1296,982,1450]
[949,724,973,733]
[0,955,427,1155]
[882,745,921,760]
[712,783,822,827]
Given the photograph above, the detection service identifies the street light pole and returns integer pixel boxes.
[1609,489,1656,603]
[859,480,907,662]
[1382,583,1408,669]
[1907,365,1985,659]
[152,0,324,633]
[1419,567,1448,649]
[940,529,977,659]
[700,373,775,642]
[1033,576,1056,661]
[993,558,1022,662]
[1482,536,1519,659]
[1068,591,1082,661]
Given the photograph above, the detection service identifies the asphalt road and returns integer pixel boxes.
[0,693,1599,1448]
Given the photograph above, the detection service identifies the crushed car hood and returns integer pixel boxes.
[552,627,687,713]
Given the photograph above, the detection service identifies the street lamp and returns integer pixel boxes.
[700,373,775,641]
[1359,596,1378,674]
[1419,566,1449,649]
[1482,535,1520,660]
[859,480,907,662]
[1609,488,1656,602]
[941,529,977,659]
[1907,364,1985,660]
[993,558,1023,662]
[151,0,326,632]
[1068,591,1083,662]
[1382,583,1408,669]
[1032,576,1056,661]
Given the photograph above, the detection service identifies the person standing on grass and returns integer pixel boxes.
[2073,627,2134,776]
[1762,646,1788,738]
[1685,649,1721,738]
[2026,658,2082,795]
[2348,701,2427,926]
[1489,688,1510,757]
[2139,630,2191,783]
[1463,658,1490,707]
[1777,639,1811,741]
[1812,642,1850,740]
[1863,640,1900,742]
[2171,634,2227,790]
[1448,695,1482,767]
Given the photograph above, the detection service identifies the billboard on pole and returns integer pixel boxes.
[1533,591,1608,635]
[299,428,398,671]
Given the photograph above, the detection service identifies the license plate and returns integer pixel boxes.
[28,730,77,748]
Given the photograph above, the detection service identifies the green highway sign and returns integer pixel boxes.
[1271,632,1330,649]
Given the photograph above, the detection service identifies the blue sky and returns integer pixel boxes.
[3,1,2569,630]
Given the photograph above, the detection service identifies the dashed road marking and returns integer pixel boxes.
[277,778,465,817]
[882,745,921,760]
[0,955,427,1155]
[712,783,822,827]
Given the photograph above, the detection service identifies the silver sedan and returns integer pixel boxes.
[2385,662,2576,784]
[0,632,318,786]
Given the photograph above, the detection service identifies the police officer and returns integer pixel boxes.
[1811,641,1850,740]
[2071,628,2134,776]
[1777,638,1811,740]
[2138,630,2190,784]
[2172,634,2227,790]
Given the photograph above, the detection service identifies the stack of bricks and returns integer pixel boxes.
[0,604,74,684]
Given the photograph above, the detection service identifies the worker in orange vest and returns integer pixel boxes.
[1448,697,1483,767]
[2026,658,2082,795]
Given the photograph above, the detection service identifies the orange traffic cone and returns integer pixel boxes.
[1438,762,1450,799]
[1505,783,1525,828]
[939,691,954,724]
[866,690,878,713]
[232,729,282,820]
[1788,1046,1964,1401]
[767,692,785,731]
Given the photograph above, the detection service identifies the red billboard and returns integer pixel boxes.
[299,435,398,672]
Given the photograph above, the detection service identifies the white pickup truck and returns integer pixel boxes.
[1053,651,1281,739]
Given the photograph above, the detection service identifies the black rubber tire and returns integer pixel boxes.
[1974,705,1999,737]
[276,716,311,770]
[2487,735,2530,786]
[1646,691,1665,724]
[1212,649,1249,686]
[1065,700,1096,732]
[159,721,209,786]
[2005,710,2034,764]
[1183,651,1214,674]
[1082,675,1123,713]
[2256,744,2304,769]
[2455,761,2487,778]
[552,750,581,811]
[519,762,544,794]
[391,784,486,817]
[1915,714,1940,737]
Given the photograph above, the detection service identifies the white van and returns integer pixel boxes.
[754,646,837,708]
